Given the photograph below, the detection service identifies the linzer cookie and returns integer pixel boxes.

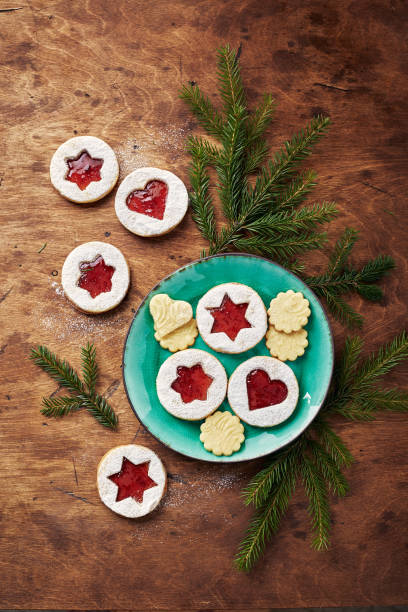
[266,326,308,361]
[156,349,227,420]
[196,283,267,354]
[50,136,119,203]
[97,445,166,518]
[149,294,198,352]
[200,411,245,456]
[115,167,188,237]
[267,289,310,333]
[227,356,299,427]
[61,241,130,314]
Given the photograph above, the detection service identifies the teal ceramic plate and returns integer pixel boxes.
[123,254,333,463]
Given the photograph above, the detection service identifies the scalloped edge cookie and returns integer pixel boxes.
[267,289,311,333]
[200,411,245,456]
[266,326,308,361]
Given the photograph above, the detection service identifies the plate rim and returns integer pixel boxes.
[122,252,334,463]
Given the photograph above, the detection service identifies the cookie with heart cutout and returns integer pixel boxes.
[50,136,119,203]
[115,167,189,237]
[97,444,166,518]
[196,283,268,354]
[156,349,228,420]
[227,356,299,427]
[61,241,130,314]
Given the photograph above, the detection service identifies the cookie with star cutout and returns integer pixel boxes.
[61,241,130,314]
[156,349,228,420]
[196,283,267,354]
[50,136,119,203]
[97,445,167,518]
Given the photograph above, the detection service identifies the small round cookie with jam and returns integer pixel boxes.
[97,444,167,518]
[115,167,189,237]
[196,283,267,354]
[50,136,119,203]
[228,356,299,427]
[156,349,227,420]
[61,241,130,314]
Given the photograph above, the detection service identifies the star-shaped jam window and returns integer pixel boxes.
[171,363,213,404]
[66,150,104,191]
[78,255,115,298]
[207,293,252,341]
[108,457,158,503]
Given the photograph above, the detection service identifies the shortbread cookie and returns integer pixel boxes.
[268,289,311,333]
[115,167,188,237]
[150,294,193,340]
[61,241,130,313]
[266,326,308,361]
[158,319,198,352]
[200,411,245,456]
[156,349,227,420]
[97,444,166,518]
[196,283,267,354]
[50,136,119,203]
[228,356,299,427]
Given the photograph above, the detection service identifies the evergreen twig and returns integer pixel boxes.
[30,344,118,430]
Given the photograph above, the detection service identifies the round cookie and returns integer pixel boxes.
[200,411,245,456]
[115,167,188,237]
[268,289,311,333]
[50,136,119,203]
[61,241,130,314]
[97,444,166,518]
[227,356,299,427]
[156,349,227,420]
[266,326,308,361]
[196,283,267,354]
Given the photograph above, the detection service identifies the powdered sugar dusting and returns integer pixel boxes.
[116,124,189,176]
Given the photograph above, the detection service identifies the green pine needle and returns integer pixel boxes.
[301,456,331,550]
[30,344,118,430]
[179,84,224,137]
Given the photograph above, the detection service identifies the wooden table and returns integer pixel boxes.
[1,1,407,609]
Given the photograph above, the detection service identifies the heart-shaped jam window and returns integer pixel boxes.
[66,150,103,191]
[126,180,168,220]
[246,369,288,411]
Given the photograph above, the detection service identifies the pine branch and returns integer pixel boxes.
[41,396,83,418]
[244,202,337,236]
[246,93,276,143]
[30,344,118,430]
[273,170,318,210]
[354,330,408,389]
[301,456,331,550]
[81,342,98,395]
[217,44,246,117]
[188,138,218,247]
[313,418,354,468]
[327,227,359,274]
[234,232,328,261]
[308,439,350,496]
[179,84,224,137]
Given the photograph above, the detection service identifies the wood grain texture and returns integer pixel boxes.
[0,0,407,608]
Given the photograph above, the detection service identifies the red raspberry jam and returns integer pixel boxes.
[78,255,115,299]
[126,180,168,220]
[207,294,252,341]
[66,150,103,191]
[108,457,158,503]
[171,363,213,403]
[246,369,288,411]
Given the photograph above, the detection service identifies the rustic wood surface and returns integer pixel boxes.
[0,0,407,609]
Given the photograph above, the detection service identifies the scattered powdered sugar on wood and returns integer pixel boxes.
[116,124,189,176]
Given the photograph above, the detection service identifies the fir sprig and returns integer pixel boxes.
[305,228,395,327]
[30,344,118,430]
[181,45,395,327]
[235,332,408,571]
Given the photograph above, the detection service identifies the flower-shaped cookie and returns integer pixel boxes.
[266,326,308,361]
[268,290,310,333]
[200,411,245,456]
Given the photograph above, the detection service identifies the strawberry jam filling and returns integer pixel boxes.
[78,255,115,298]
[246,369,288,411]
[108,457,158,503]
[171,363,213,403]
[66,150,103,191]
[126,180,168,220]
[207,294,252,341]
